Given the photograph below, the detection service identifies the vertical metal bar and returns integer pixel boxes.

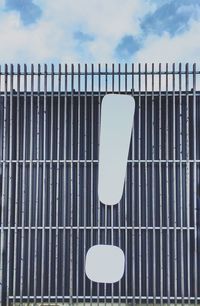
[118,63,121,306]
[183,64,190,304]
[172,63,177,306]
[112,63,114,94]
[0,64,1,303]
[27,64,34,305]
[55,64,61,305]
[69,64,74,306]
[48,64,54,305]
[6,64,13,306]
[62,64,68,305]
[145,63,149,306]
[10,64,17,306]
[118,63,121,93]
[165,63,170,306]
[56,64,61,304]
[118,65,123,306]
[41,63,47,304]
[124,63,128,306]
[33,64,41,305]
[90,63,94,306]
[138,63,142,306]
[0,63,6,306]
[125,63,127,93]
[131,63,136,306]
[158,63,163,306]
[105,63,108,94]
[151,63,156,306]
[76,63,81,306]
[185,63,191,305]
[179,63,184,306]
[104,63,108,306]
[193,63,197,306]
[83,63,88,306]
[97,63,101,306]
[19,64,27,305]
[111,63,114,306]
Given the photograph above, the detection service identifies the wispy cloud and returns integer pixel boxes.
[141,0,200,37]
[115,35,141,60]
[5,0,42,25]
[74,31,94,43]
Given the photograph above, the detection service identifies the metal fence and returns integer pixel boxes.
[0,63,200,305]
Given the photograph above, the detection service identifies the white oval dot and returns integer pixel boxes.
[85,245,125,283]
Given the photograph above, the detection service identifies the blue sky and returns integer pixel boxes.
[0,0,200,65]
[5,0,42,25]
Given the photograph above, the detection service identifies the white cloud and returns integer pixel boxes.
[0,0,199,68]
[38,0,150,38]
[0,0,153,64]
[134,19,200,64]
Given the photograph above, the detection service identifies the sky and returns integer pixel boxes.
[0,0,200,67]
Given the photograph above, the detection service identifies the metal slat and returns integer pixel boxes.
[179,63,185,306]
[111,63,114,306]
[76,63,81,306]
[193,63,198,306]
[2,91,199,99]
[11,64,18,306]
[117,63,122,306]
[138,63,142,305]
[55,63,61,304]
[166,63,170,306]
[90,63,94,306]
[26,64,34,305]
[6,64,13,306]
[41,63,47,304]
[159,63,163,305]
[0,225,195,230]
[124,63,128,306]
[0,63,6,305]
[83,64,87,306]
[69,64,74,306]
[131,63,136,306]
[48,64,54,305]
[8,294,200,300]
[33,64,41,305]
[152,63,156,306]
[1,69,199,76]
[172,63,178,306]
[104,63,108,305]
[6,294,200,301]
[62,64,68,305]
[145,63,149,306]
[19,64,27,304]
[0,65,8,306]
[1,159,200,163]
[185,63,191,305]
[97,63,101,306]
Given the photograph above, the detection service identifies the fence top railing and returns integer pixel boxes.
[0,63,199,92]
[0,62,200,73]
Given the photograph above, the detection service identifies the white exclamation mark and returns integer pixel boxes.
[85,94,135,283]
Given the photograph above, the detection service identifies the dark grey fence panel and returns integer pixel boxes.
[0,64,200,305]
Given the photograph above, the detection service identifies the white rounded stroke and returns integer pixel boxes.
[98,94,135,205]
